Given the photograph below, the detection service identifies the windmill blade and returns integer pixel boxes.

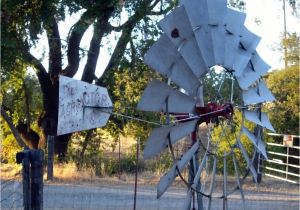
[224,9,247,70]
[157,142,199,198]
[180,0,214,67]
[236,52,271,90]
[159,6,209,77]
[233,26,261,77]
[237,140,258,183]
[144,34,201,96]
[180,0,227,66]
[137,80,196,113]
[144,120,198,159]
[240,27,261,53]
[242,127,268,159]
[244,110,275,132]
[258,80,276,102]
[242,80,275,105]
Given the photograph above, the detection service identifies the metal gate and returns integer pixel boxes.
[261,133,300,184]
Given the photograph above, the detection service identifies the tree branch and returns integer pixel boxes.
[45,17,62,82]
[98,0,162,85]
[81,14,113,83]
[0,108,28,148]
[24,52,53,112]
[62,10,96,77]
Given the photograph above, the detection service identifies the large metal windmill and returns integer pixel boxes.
[137,0,276,209]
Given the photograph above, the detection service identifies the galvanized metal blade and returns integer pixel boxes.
[224,9,246,70]
[193,25,216,67]
[143,126,170,160]
[242,126,268,159]
[170,120,198,144]
[144,120,198,159]
[232,153,245,210]
[237,139,258,183]
[240,27,261,53]
[159,6,209,77]
[258,80,276,102]
[144,34,201,96]
[137,80,196,113]
[236,52,270,90]
[232,26,260,77]
[157,141,199,198]
[179,0,209,27]
[242,80,275,105]
[244,110,275,132]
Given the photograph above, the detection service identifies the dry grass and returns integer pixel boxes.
[0,164,22,180]
[1,163,299,194]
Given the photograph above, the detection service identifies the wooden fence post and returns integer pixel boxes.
[47,136,54,180]
[22,152,31,210]
[31,150,44,210]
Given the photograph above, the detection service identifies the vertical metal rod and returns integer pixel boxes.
[47,136,54,181]
[118,136,121,180]
[133,138,139,210]
[232,153,245,210]
[286,147,289,180]
[207,156,217,210]
[223,154,228,210]
[230,77,234,103]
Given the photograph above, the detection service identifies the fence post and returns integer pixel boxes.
[133,138,139,210]
[22,151,31,210]
[47,136,54,180]
[31,150,44,210]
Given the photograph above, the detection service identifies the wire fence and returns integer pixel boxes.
[1,170,23,210]
[1,162,299,210]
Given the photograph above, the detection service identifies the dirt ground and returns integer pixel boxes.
[1,172,299,210]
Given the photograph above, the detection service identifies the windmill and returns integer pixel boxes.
[137,0,276,209]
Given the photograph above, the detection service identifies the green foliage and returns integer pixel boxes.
[109,63,161,146]
[202,67,242,105]
[209,111,256,175]
[281,33,300,67]
[0,118,22,163]
[265,67,299,135]
[0,63,43,162]
[228,0,246,10]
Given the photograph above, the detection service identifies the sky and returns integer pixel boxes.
[30,0,300,80]
[244,0,300,70]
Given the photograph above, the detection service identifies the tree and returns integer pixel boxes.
[265,66,299,135]
[1,0,176,159]
[281,33,300,67]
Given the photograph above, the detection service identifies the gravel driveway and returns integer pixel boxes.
[1,179,299,210]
